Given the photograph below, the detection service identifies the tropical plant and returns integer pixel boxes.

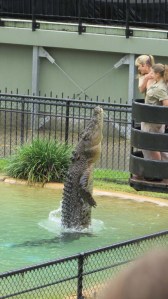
[6,139,73,184]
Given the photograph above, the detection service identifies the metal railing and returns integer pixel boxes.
[0,93,132,179]
[0,230,167,299]
[0,0,168,35]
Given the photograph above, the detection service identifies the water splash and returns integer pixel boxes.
[39,205,105,235]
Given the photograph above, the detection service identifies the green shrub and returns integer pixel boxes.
[6,139,73,184]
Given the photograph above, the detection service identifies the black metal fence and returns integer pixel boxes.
[0,230,167,299]
[0,0,168,34]
[0,93,132,179]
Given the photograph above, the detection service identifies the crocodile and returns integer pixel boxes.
[61,106,103,230]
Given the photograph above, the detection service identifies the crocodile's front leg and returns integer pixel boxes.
[79,166,97,207]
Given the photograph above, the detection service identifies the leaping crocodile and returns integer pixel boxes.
[61,106,103,230]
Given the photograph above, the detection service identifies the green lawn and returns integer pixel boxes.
[1,159,168,200]
[94,169,168,200]
[93,179,168,200]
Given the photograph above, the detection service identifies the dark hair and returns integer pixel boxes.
[152,63,168,82]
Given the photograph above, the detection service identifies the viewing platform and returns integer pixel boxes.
[130,99,168,193]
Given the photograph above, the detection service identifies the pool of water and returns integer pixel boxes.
[0,182,167,273]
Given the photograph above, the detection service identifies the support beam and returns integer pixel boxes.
[128,54,135,105]
[31,46,40,129]
[32,46,40,95]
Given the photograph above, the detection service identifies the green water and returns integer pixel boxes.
[0,182,167,274]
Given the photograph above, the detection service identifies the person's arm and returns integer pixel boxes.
[138,73,154,93]
[162,99,168,106]
[157,88,168,106]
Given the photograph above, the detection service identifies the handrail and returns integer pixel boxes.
[0,0,168,36]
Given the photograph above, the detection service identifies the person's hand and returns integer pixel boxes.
[145,72,154,80]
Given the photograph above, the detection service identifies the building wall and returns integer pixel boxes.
[39,48,129,101]
[0,21,168,102]
[0,44,32,94]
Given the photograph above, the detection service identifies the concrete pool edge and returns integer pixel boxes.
[0,174,168,207]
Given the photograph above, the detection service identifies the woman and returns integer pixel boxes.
[142,63,168,161]
[135,54,155,94]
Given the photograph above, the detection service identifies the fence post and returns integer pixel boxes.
[125,0,133,38]
[20,98,25,145]
[65,101,70,143]
[78,0,86,34]
[77,253,84,299]
[32,0,40,31]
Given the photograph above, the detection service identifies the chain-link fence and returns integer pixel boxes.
[0,230,167,299]
[0,93,132,180]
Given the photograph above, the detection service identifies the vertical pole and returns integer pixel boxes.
[31,46,40,131]
[32,46,40,96]
[128,54,135,105]
[128,54,135,138]
[78,0,82,34]
[65,101,70,143]
[32,0,36,31]
[77,253,84,299]
[125,0,130,38]
[20,98,25,145]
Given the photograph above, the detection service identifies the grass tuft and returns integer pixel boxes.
[5,139,73,184]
